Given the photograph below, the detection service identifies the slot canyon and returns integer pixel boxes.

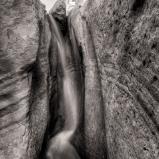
[0,0,159,159]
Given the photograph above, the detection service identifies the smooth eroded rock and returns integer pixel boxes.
[0,0,51,158]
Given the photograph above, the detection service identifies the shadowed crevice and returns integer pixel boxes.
[131,0,146,14]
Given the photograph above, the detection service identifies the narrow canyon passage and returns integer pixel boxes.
[43,7,106,157]
[44,12,84,159]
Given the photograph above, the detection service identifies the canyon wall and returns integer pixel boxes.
[73,0,159,158]
[0,0,51,158]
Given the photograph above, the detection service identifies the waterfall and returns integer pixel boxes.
[46,14,82,159]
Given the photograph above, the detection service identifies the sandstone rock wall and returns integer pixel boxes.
[0,0,51,158]
[73,0,159,158]
[70,10,107,159]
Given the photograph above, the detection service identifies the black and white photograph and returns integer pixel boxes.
[0,0,159,158]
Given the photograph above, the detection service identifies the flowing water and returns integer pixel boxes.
[47,14,81,159]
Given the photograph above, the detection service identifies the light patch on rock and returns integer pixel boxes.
[40,0,56,12]
[66,0,76,15]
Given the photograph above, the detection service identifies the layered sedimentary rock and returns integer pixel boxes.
[72,0,159,158]
[0,0,51,158]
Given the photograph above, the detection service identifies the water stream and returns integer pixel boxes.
[47,14,82,159]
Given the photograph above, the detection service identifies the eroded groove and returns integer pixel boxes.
[82,19,108,159]
[0,95,28,118]
[0,104,28,131]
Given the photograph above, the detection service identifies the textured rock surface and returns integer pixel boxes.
[1,0,159,158]
[72,0,159,158]
[0,0,51,158]
[70,8,107,159]
[49,0,67,35]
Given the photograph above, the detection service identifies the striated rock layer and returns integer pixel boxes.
[0,0,51,158]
